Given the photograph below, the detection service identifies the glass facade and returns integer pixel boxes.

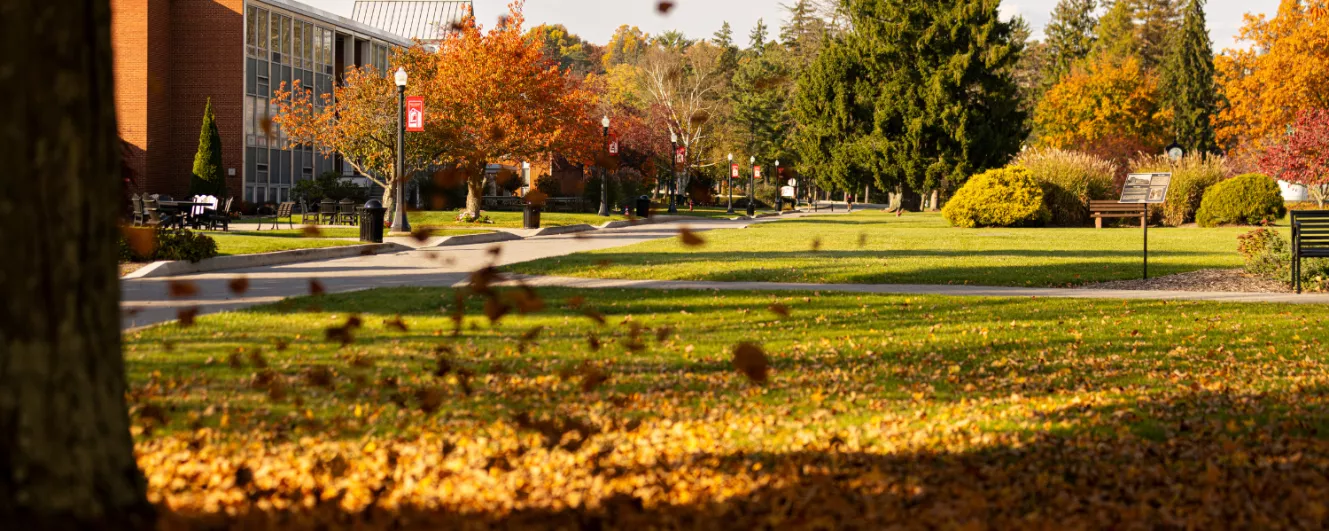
[243,2,394,205]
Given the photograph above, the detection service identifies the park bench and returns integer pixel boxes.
[1090,200,1147,229]
[1291,210,1329,293]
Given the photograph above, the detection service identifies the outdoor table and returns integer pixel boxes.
[158,201,208,229]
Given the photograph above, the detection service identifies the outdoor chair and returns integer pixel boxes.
[204,197,233,231]
[318,199,338,225]
[338,199,359,225]
[143,198,171,228]
[263,201,296,230]
[300,202,321,224]
[131,194,145,226]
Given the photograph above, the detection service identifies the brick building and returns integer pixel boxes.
[111,0,417,206]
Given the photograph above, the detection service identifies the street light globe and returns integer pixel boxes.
[775,159,780,166]
[727,153,732,162]
[670,129,677,143]
[601,115,610,128]
[749,155,755,164]
[394,67,408,87]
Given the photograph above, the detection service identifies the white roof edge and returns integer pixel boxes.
[251,0,415,47]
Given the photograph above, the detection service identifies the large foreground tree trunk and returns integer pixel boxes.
[0,0,155,528]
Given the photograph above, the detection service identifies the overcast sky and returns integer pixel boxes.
[306,0,1277,51]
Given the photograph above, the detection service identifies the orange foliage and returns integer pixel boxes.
[1034,55,1171,165]
[1216,0,1329,154]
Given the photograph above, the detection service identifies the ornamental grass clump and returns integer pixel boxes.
[1196,173,1287,227]
[1016,148,1117,226]
[1131,153,1230,226]
[942,166,1050,228]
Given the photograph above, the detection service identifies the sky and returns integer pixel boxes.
[306,0,1278,51]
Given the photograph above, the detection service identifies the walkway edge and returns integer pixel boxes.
[123,243,408,279]
[502,274,1329,305]
[431,231,523,247]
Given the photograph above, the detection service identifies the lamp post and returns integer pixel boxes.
[598,115,610,216]
[747,155,756,217]
[390,67,411,233]
[726,153,735,214]
[668,128,678,214]
[775,159,781,211]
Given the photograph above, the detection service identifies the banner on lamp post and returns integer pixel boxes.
[675,146,687,164]
[753,166,763,180]
[608,134,619,154]
[731,164,739,178]
[405,96,424,132]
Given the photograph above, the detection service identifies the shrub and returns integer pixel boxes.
[533,173,562,197]
[942,166,1050,228]
[1016,148,1117,226]
[1130,153,1230,226]
[119,228,219,263]
[1196,173,1287,227]
[1236,228,1329,291]
[293,171,370,206]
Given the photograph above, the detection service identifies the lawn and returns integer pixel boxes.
[209,233,362,256]
[125,286,1329,527]
[409,209,629,228]
[507,211,1270,287]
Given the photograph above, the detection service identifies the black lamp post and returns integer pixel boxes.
[726,153,735,214]
[747,155,756,217]
[598,115,611,216]
[390,67,411,233]
[668,128,678,214]
[775,159,781,211]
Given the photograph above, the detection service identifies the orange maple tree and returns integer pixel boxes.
[1034,55,1171,165]
[409,1,600,216]
[1216,0,1329,155]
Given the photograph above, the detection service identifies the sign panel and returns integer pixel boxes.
[607,135,619,154]
[1119,173,1172,204]
[405,96,424,132]
[731,164,739,178]
[753,166,763,180]
[675,146,687,164]
[787,178,797,186]
[781,186,796,198]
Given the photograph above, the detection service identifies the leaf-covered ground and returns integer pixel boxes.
[127,286,1329,529]
[506,211,1270,287]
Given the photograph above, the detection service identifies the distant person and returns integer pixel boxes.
[846,194,853,212]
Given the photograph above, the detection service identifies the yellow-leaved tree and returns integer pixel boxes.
[1215,0,1329,155]
[1034,55,1171,165]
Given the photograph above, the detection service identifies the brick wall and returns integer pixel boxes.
[169,0,245,200]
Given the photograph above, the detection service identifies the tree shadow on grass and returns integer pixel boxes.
[153,386,1329,529]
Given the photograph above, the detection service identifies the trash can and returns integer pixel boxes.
[523,203,541,229]
[635,195,651,218]
[360,199,385,243]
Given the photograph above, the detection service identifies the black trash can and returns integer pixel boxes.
[360,199,385,243]
[635,195,651,218]
[523,203,541,229]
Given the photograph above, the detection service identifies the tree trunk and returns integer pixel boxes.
[864,184,870,204]
[465,172,486,217]
[1,0,155,527]
[380,182,394,221]
[930,189,940,211]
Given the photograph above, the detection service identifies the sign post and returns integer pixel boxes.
[1118,173,1172,279]
[405,96,424,132]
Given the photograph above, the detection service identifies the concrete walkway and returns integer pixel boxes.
[505,275,1329,305]
[120,217,763,329]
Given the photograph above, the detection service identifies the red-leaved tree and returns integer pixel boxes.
[1262,108,1329,208]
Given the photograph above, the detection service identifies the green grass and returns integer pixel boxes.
[127,287,1329,525]
[409,210,629,228]
[209,233,362,256]
[507,211,1272,287]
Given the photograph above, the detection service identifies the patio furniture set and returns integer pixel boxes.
[130,194,233,231]
[261,198,364,230]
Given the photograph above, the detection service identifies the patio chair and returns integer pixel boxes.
[300,201,321,224]
[143,198,172,228]
[204,197,233,231]
[263,201,296,230]
[338,199,359,225]
[131,194,144,226]
[318,199,337,225]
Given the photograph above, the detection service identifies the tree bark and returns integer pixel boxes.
[465,172,486,217]
[930,189,940,211]
[1,0,155,528]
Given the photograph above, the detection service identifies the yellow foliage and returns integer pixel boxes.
[1215,0,1329,153]
[1034,55,1171,164]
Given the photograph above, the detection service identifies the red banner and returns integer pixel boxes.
[608,134,619,154]
[731,164,739,178]
[405,96,424,132]
[675,146,687,164]
[753,166,763,180]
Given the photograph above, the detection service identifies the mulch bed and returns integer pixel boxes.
[1079,268,1291,293]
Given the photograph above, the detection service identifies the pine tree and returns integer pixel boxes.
[790,37,875,194]
[781,0,827,64]
[190,98,226,197]
[713,22,740,73]
[1094,0,1140,60]
[733,18,788,162]
[749,18,769,53]
[1042,0,1097,83]
[1162,0,1219,153]
[1135,0,1181,68]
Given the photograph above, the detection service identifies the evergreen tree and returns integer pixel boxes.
[1135,0,1181,68]
[790,37,876,193]
[781,0,828,64]
[1042,0,1097,83]
[748,18,769,53]
[190,98,225,197]
[1162,0,1219,153]
[713,21,739,72]
[733,18,788,162]
[1094,0,1140,60]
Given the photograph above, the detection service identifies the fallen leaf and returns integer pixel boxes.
[227,276,250,295]
[679,227,705,247]
[732,342,770,384]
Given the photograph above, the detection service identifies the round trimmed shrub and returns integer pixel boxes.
[1196,173,1287,227]
[942,166,1050,228]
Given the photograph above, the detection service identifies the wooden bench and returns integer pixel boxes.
[1292,210,1329,293]
[1090,200,1147,229]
